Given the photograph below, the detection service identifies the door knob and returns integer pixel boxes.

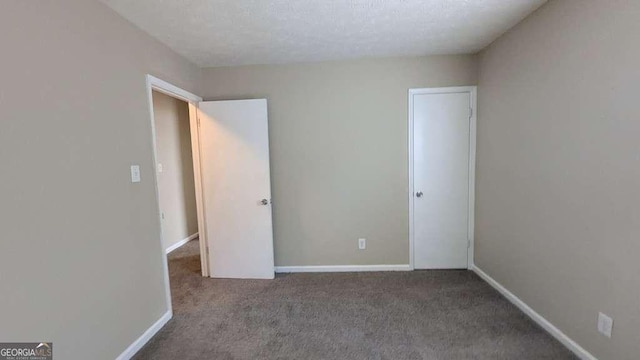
[416,192,423,198]
[260,199,269,205]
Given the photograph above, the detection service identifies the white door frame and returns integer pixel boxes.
[145,75,207,315]
[408,86,477,270]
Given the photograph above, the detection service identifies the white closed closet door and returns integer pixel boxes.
[411,88,474,269]
[198,99,275,279]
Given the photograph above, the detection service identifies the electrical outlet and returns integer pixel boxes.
[597,312,613,338]
[358,238,366,250]
[157,163,163,173]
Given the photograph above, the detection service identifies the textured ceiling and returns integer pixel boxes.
[101,0,547,67]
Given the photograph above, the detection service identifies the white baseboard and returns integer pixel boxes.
[165,232,198,254]
[116,310,172,360]
[275,264,412,273]
[471,265,597,360]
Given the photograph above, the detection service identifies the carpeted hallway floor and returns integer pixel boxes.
[134,240,576,359]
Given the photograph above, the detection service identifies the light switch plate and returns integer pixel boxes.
[157,163,163,173]
[597,312,613,338]
[130,165,141,183]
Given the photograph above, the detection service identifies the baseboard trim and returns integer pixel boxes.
[116,310,172,360]
[165,232,198,254]
[471,265,597,360]
[275,264,412,273]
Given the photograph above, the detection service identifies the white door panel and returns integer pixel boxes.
[413,91,471,269]
[198,99,275,279]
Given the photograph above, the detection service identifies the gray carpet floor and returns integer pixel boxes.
[134,240,576,359]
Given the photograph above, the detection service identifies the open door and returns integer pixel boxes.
[188,102,210,277]
[198,99,275,279]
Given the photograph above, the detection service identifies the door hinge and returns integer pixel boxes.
[469,107,473,118]
[467,239,471,249]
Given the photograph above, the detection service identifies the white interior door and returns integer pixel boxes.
[198,99,275,279]
[412,89,473,269]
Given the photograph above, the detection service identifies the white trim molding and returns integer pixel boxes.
[408,86,477,270]
[275,265,412,273]
[165,233,199,254]
[471,265,598,360]
[116,310,172,360]
[147,75,202,103]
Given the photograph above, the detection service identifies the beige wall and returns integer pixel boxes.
[152,91,198,251]
[0,1,200,359]
[201,56,478,266]
[476,1,640,359]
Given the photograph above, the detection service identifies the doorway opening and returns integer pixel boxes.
[152,89,199,256]
[145,76,276,318]
[146,75,208,315]
[152,88,203,289]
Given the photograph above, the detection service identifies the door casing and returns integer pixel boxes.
[145,75,208,317]
[408,86,477,270]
